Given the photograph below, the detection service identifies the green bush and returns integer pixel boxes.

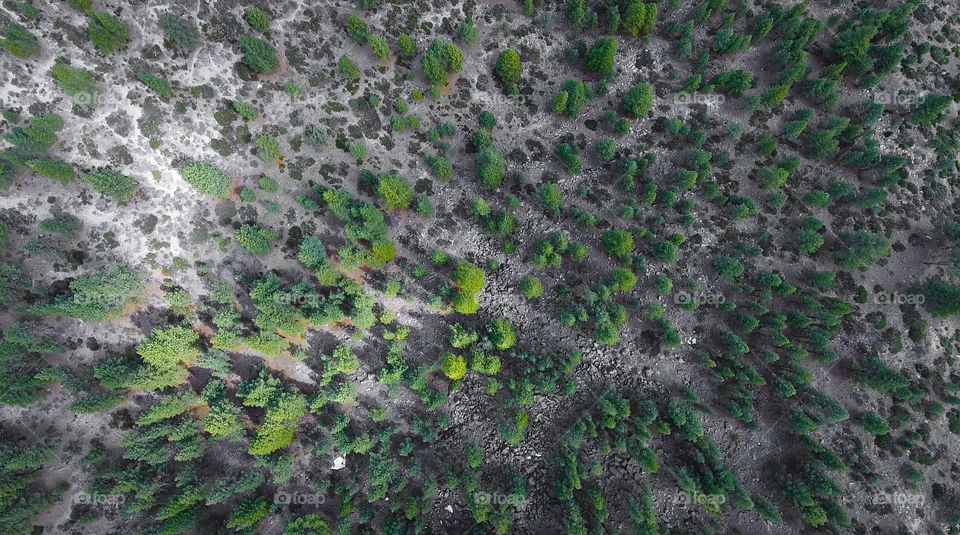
[181,161,233,199]
[88,12,130,54]
[160,13,200,49]
[441,352,467,380]
[377,174,413,210]
[538,182,563,214]
[137,72,172,99]
[26,158,74,184]
[348,141,367,162]
[338,55,360,80]
[240,34,279,74]
[233,100,259,120]
[487,318,515,349]
[909,94,951,125]
[431,157,452,181]
[477,146,506,188]
[50,60,98,107]
[585,37,617,75]
[622,83,652,118]
[603,229,634,258]
[258,175,278,192]
[346,14,369,43]
[596,139,616,161]
[0,23,39,58]
[236,225,278,256]
[245,6,270,32]
[495,49,522,85]
[834,231,891,271]
[454,261,485,293]
[82,169,136,200]
[857,412,890,435]
[397,33,416,59]
[555,143,581,174]
[370,34,389,61]
[519,275,542,299]
[923,279,960,317]
[226,497,272,529]
[652,240,677,262]
[415,196,434,217]
[257,135,282,163]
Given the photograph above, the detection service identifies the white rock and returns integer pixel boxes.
[332,456,346,470]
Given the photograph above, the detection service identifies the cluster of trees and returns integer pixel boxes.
[558,267,638,345]
[450,261,485,314]
[2,113,75,185]
[420,38,464,94]
[552,387,660,535]
[552,79,593,118]
[31,264,145,321]
[318,186,397,270]
[473,114,507,189]
[0,435,59,535]
[0,321,65,405]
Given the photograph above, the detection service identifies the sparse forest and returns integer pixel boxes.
[1,0,960,534]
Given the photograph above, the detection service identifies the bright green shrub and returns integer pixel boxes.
[82,169,136,200]
[0,23,39,58]
[236,225,278,256]
[88,12,130,54]
[50,60,98,107]
[234,100,259,120]
[245,6,270,32]
[240,34,279,74]
[181,161,233,199]
[137,72,173,99]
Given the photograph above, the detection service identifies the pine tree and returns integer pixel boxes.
[240,34,279,74]
[495,49,522,85]
[585,37,617,75]
[622,82,653,118]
